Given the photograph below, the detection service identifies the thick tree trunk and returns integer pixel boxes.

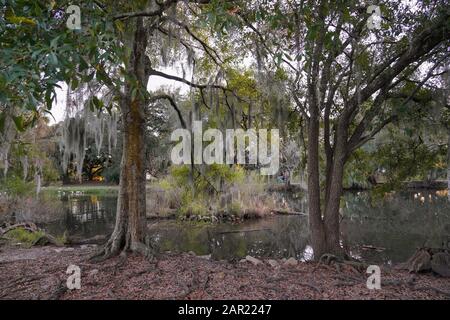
[100,97,147,257]
[323,124,347,257]
[94,18,150,259]
[307,116,347,259]
[307,113,327,259]
[447,128,450,202]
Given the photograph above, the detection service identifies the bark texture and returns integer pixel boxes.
[96,18,151,259]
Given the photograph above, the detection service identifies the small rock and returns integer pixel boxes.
[239,259,247,264]
[188,251,196,256]
[284,257,298,266]
[245,255,262,266]
[64,247,75,252]
[198,254,211,260]
[267,259,279,268]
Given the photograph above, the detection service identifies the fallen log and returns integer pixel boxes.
[271,210,308,216]
[0,222,39,235]
[1,222,64,247]
[32,233,64,247]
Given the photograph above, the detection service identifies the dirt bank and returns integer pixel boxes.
[0,245,449,300]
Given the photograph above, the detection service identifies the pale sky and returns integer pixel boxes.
[50,66,190,124]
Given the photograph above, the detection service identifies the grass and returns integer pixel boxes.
[4,228,68,247]
[4,228,45,247]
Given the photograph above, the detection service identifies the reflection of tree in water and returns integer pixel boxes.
[58,195,116,238]
[148,216,311,260]
[342,190,450,263]
[149,222,213,256]
[207,216,310,260]
[47,190,449,263]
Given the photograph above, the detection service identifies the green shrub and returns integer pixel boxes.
[5,227,45,246]
[180,201,209,217]
[0,176,34,196]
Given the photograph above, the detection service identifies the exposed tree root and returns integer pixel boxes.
[319,253,343,265]
[317,253,368,274]
[32,233,64,247]
[89,238,155,263]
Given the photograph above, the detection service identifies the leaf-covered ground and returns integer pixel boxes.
[0,245,449,300]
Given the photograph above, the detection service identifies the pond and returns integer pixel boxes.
[45,189,450,264]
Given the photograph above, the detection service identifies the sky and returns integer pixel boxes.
[50,66,191,124]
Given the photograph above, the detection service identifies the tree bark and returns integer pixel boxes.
[100,97,147,257]
[94,18,150,259]
[323,120,348,256]
[448,127,450,202]
[307,109,327,259]
[308,118,347,259]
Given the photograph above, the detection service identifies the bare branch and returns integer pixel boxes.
[149,94,186,128]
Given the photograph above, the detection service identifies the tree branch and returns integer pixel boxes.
[149,94,186,128]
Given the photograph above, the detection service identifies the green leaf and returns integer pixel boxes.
[96,68,113,86]
[92,96,104,110]
[12,115,26,132]
[70,77,79,90]
[49,52,58,66]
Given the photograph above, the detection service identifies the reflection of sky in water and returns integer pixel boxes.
[47,189,450,264]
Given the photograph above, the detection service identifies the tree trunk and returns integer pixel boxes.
[307,115,347,259]
[94,18,150,259]
[307,112,327,259]
[99,97,147,257]
[447,127,450,202]
[323,124,347,257]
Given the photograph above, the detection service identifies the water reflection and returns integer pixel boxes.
[148,215,310,261]
[46,194,116,238]
[341,190,450,263]
[46,189,450,263]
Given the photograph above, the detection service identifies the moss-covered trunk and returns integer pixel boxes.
[95,17,150,258]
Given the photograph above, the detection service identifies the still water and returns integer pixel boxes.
[46,189,450,264]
